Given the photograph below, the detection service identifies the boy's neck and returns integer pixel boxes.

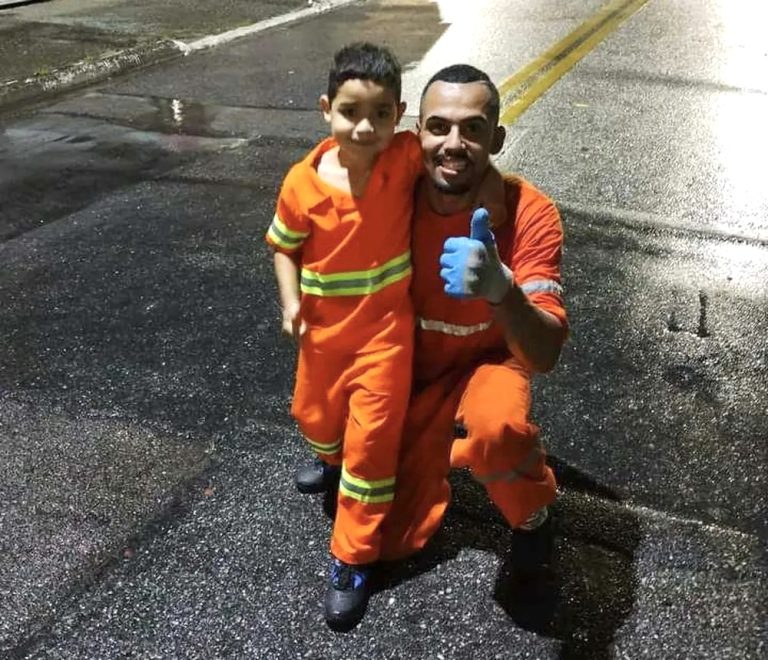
[337,146,378,173]
[317,145,376,198]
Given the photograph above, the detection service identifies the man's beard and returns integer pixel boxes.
[432,154,473,195]
[432,179,473,195]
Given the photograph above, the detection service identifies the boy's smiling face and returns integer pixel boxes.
[321,79,405,160]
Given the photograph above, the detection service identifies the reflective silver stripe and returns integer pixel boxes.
[520,279,563,296]
[474,440,544,485]
[418,317,492,337]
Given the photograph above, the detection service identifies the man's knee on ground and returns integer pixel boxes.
[453,414,537,471]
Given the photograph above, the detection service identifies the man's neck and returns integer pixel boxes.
[421,178,478,216]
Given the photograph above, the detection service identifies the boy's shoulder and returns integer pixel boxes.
[280,137,337,200]
[284,137,335,181]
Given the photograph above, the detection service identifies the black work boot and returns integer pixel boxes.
[324,558,371,631]
[295,458,341,494]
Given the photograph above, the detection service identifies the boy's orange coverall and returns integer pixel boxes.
[381,175,567,560]
[266,132,422,565]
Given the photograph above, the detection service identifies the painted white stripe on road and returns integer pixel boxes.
[176,0,359,55]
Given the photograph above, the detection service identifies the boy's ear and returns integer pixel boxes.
[319,95,332,122]
[396,101,407,124]
[490,125,506,155]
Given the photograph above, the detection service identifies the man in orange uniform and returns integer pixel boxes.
[381,64,568,560]
[266,43,422,627]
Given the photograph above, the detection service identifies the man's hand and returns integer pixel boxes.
[281,300,306,341]
[439,208,512,304]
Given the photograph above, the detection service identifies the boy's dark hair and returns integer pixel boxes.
[420,64,500,125]
[328,42,402,103]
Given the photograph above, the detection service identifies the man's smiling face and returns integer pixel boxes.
[418,80,503,196]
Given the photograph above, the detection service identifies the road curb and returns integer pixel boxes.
[0,39,183,114]
[0,0,359,114]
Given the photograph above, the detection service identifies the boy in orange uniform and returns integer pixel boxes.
[380,65,568,562]
[266,44,506,629]
[266,43,420,628]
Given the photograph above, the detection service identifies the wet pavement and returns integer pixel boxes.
[4,0,311,38]
[0,0,352,110]
[1,0,767,657]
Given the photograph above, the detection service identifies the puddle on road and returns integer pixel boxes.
[37,91,325,142]
[115,96,227,139]
[442,469,642,659]
[1,92,326,242]
[0,95,258,243]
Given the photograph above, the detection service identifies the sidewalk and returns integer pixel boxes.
[0,0,353,112]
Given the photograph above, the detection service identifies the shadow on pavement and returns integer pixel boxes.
[374,462,642,659]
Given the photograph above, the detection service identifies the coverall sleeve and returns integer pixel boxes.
[265,167,310,254]
[398,130,425,185]
[506,188,568,332]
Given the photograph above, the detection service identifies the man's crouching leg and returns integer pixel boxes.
[451,361,557,530]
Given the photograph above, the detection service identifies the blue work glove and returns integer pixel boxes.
[439,207,512,304]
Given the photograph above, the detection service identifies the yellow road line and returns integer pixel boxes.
[499,0,652,124]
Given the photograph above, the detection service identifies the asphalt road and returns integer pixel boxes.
[1,0,766,657]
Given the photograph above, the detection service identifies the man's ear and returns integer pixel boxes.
[490,125,506,154]
[319,95,332,123]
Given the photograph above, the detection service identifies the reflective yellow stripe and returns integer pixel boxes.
[301,251,411,296]
[306,437,342,456]
[338,465,395,504]
[267,214,309,251]
[341,467,395,490]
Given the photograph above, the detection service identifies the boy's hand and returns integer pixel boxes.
[439,208,512,304]
[281,300,306,341]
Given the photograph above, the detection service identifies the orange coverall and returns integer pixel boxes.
[266,131,422,565]
[381,175,568,560]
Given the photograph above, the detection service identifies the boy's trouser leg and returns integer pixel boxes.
[291,347,346,465]
[451,360,557,528]
[380,371,467,561]
[330,342,412,565]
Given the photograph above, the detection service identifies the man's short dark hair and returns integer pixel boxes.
[327,42,402,103]
[420,64,500,126]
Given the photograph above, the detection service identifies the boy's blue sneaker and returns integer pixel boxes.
[324,558,371,630]
[295,458,341,494]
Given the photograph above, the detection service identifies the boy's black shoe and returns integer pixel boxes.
[295,458,341,494]
[324,558,371,630]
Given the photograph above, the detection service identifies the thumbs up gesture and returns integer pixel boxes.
[439,207,512,304]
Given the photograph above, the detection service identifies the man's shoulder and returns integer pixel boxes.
[502,174,559,224]
[502,174,554,204]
